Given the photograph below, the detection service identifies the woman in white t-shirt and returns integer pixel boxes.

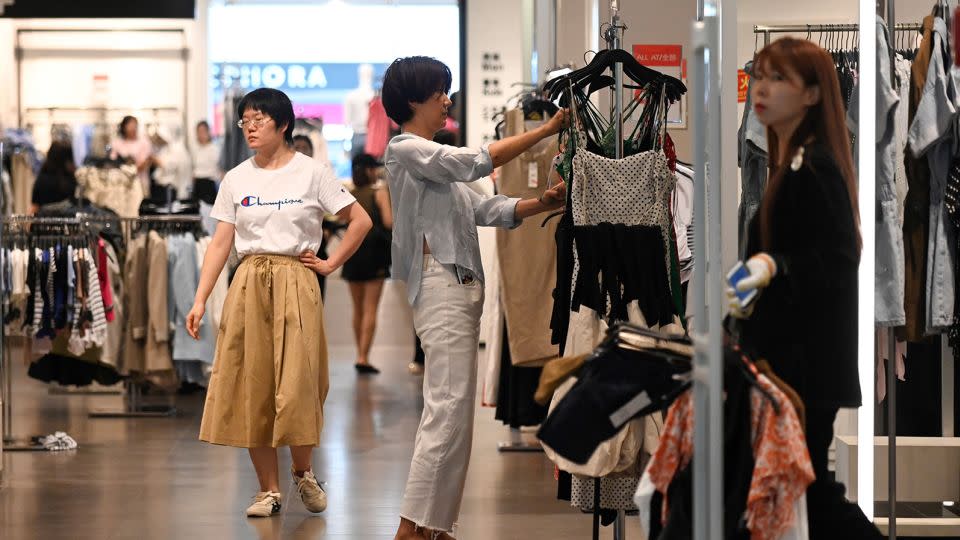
[185,88,373,519]
[192,120,222,205]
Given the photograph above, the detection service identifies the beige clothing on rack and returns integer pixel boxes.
[122,232,176,388]
[496,108,560,366]
[122,233,147,374]
[11,153,35,215]
[75,165,145,217]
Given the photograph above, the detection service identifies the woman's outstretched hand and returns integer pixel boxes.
[543,109,570,136]
[539,182,567,210]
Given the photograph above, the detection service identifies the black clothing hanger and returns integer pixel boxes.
[543,48,687,102]
[583,75,644,96]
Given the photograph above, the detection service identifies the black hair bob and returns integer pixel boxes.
[381,56,452,125]
[237,88,296,144]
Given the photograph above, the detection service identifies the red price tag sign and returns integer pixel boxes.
[633,45,683,67]
[738,70,750,103]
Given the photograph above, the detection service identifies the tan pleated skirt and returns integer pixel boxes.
[199,255,328,448]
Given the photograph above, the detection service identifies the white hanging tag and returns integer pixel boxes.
[527,162,539,188]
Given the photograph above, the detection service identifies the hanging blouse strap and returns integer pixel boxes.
[568,80,588,151]
[649,82,669,153]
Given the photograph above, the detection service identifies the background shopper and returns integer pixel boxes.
[343,152,393,375]
[109,115,153,192]
[192,120,222,205]
[30,140,78,213]
[732,37,881,539]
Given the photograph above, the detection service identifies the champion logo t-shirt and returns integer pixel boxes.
[210,151,355,258]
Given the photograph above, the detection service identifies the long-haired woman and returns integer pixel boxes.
[733,38,881,538]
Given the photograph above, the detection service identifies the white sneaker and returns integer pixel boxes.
[246,491,282,518]
[408,362,425,375]
[292,469,327,513]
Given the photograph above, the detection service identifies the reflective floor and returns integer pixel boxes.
[0,278,642,539]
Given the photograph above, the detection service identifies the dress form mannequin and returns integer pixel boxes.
[344,63,375,158]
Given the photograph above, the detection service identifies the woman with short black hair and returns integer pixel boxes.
[187,87,372,519]
[383,56,568,540]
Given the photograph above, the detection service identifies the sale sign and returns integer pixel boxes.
[633,45,683,67]
[632,44,685,127]
[738,70,750,103]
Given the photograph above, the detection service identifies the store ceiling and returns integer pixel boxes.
[0,0,196,18]
[219,0,458,5]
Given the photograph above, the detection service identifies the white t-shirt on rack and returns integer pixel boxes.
[210,151,355,258]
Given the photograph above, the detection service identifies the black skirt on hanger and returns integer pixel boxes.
[494,321,548,428]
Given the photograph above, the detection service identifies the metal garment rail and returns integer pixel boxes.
[692,11,724,539]
[753,22,922,46]
[0,214,203,444]
[0,143,47,452]
[587,3,630,539]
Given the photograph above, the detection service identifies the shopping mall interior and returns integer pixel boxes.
[1,0,959,539]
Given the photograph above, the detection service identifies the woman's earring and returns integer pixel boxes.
[790,146,805,171]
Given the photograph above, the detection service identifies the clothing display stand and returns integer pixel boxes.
[497,427,543,452]
[87,214,202,419]
[87,382,177,418]
[753,22,921,47]
[48,384,122,396]
[583,4,630,539]
[0,213,201,423]
[0,204,68,450]
[1,349,45,452]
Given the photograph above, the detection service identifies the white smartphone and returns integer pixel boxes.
[726,261,758,309]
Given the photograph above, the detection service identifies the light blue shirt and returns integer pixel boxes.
[385,133,522,306]
[167,233,216,363]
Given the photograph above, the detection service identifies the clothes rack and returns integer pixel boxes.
[753,22,922,46]
[0,214,203,435]
[497,427,543,452]
[0,213,102,450]
[88,214,203,419]
[590,3,628,538]
[48,385,122,396]
[0,141,48,451]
